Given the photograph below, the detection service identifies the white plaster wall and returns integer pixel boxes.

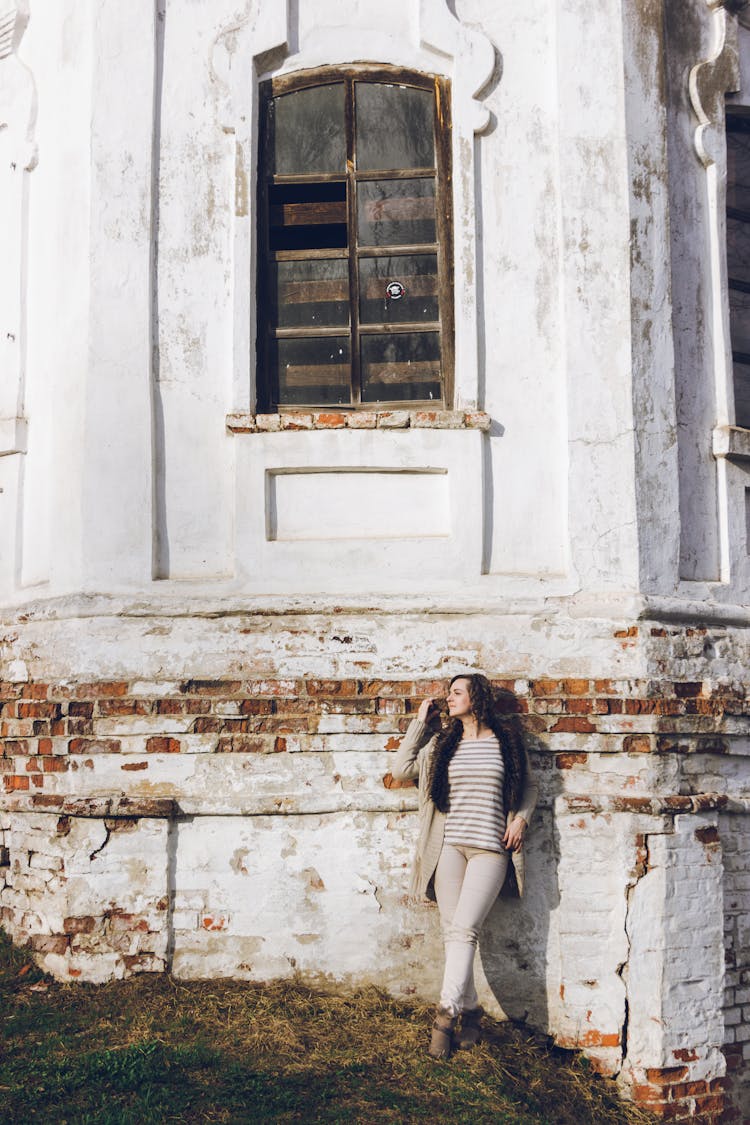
[462,0,569,578]
[1,0,676,607]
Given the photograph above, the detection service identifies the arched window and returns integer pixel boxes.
[257,67,453,410]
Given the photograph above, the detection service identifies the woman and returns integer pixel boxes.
[391,673,538,1059]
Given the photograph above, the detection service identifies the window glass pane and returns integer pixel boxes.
[735,361,750,429]
[728,217,750,285]
[359,255,438,324]
[356,83,435,171]
[727,117,750,213]
[360,332,441,403]
[269,85,346,176]
[274,337,351,406]
[358,179,436,247]
[272,259,349,329]
[269,183,347,252]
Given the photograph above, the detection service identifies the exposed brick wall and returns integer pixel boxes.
[1,671,748,796]
[1,663,749,1121]
[720,812,750,1121]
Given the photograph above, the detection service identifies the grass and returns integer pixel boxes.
[0,931,653,1124]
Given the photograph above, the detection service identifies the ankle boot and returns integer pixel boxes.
[428,1007,456,1059]
[456,1007,482,1049]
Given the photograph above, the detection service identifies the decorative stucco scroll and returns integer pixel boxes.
[0,1,36,456]
[689,1,740,166]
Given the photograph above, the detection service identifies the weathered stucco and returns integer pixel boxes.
[2,1,750,1120]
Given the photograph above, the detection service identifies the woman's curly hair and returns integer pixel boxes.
[426,674,527,815]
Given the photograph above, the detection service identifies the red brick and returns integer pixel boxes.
[358,679,410,698]
[280,412,313,430]
[530,680,562,696]
[58,682,130,699]
[68,738,121,754]
[550,717,596,734]
[181,679,243,696]
[37,738,53,756]
[315,412,346,428]
[243,679,304,697]
[64,915,96,935]
[121,762,148,771]
[671,1080,708,1097]
[23,684,50,700]
[4,775,29,791]
[522,715,550,734]
[561,678,590,695]
[146,737,181,753]
[97,699,152,717]
[646,1066,690,1084]
[191,717,222,734]
[579,1029,620,1047]
[692,1094,724,1115]
[624,699,657,714]
[611,796,653,812]
[614,626,638,638]
[555,752,587,769]
[30,934,69,954]
[623,735,652,753]
[240,699,276,715]
[673,681,703,698]
[695,826,719,844]
[42,757,68,773]
[17,702,62,719]
[25,758,42,773]
[564,698,593,714]
[156,699,187,715]
[594,679,618,692]
[68,701,94,718]
[305,679,358,697]
[273,737,287,753]
[216,736,266,753]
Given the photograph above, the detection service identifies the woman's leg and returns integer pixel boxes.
[434,844,508,1017]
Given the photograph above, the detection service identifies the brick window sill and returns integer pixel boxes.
[226,410,491,434]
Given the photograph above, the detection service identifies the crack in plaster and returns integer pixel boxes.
[617,832,652,1073]
[88,823,111,863]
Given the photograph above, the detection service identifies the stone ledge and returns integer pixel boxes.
[226,410,491,433]
[0,795,178,818]
[560,792,734,816]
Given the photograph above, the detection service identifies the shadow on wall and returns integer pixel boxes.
[479,738,560,1034]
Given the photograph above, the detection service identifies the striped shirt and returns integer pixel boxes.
[444,736,506,852]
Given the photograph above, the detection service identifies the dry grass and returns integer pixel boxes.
[0,931,654,1124]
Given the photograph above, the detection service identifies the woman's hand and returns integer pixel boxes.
[503,816,527,852]
[417,697,436,724]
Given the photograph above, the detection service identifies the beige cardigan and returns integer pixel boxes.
[391,717,538,902]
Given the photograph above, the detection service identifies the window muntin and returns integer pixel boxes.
[257,68,453,410]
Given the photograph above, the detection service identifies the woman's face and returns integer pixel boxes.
[447,678,473,719]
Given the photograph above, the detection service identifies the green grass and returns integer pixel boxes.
[0,930,652,1124]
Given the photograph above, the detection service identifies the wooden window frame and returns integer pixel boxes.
[256,65,454,412]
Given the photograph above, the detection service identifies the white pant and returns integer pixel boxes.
[434,842,509,1017]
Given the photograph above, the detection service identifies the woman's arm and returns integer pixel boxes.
[503,746,539,850]
[514,745,539,827]
[390,716,436,782]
